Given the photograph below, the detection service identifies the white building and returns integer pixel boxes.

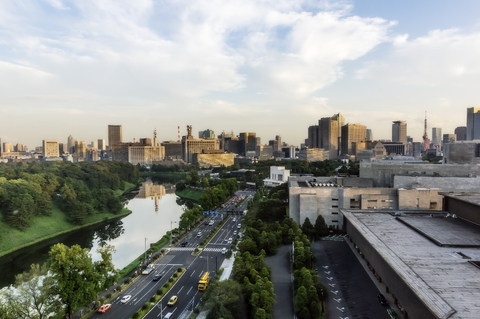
[263,166,290,187]
[43,140,59,158]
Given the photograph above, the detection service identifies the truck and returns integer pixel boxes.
[142,264,154,275]
[198,272,209,290]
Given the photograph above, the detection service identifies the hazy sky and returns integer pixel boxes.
[1,0,479,149]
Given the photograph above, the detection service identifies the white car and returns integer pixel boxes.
[120,295,131,304]
[222,247,227,254]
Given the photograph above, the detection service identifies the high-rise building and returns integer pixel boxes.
[341,124,367,156]
[366,129,373,141]
[239,132,257,155]
[75,141,86,161]
[3,142,12,153]
[392,121,407,144]
[466,107,480,140]
[108,125,123,148]
[455,126,467,141]
[67,135,76,154]
[43,140,59,158]
[98,139,106,150]
[219,131,235,150]
[275,135,282,151]
[307,125,319,148]
[318,113,344,159]
[432,127,442,149]
[182,125,220,162]
[443,134,456,145]
[90,141,98,150]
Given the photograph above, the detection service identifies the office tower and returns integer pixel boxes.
[43,140,59,158]
[75,141,86,160]
[443,134,456,145]
[455,126,467,141]
[239,132,257,155]
[90,141,98,150]
[318,113,344,159]
[108,125,123,147]
[198,129,215,139]
[14,143,24,152]
[307,125,319,148]
[467,107,480,140]
[341,124,367,156]
[59,143,64,154]
[67,135,75,154]
[182,125,220,162]
[98,139,106,150]
[392,121,407,144]
[3,142,12,153]
[161,141,182,159]
[366,129,373,141]
[275,135,282,151]
[432,128,442,148]
[219,131,234,150]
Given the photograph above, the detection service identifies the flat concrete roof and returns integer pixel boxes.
[443,192,480,207]
[342,210,480,319]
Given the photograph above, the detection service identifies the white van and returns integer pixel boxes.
[164,312,173,319]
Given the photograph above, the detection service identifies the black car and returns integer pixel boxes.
[153,274,162,281]
[181,241,188,247]
[378,293,388,306]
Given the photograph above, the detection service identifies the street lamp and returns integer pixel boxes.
[144,237,148,265]
[170,221,178,246]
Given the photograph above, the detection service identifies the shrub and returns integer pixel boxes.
[150,297,155,302]
[106,292,112,299]
[125,278,132,284]
[164,283,170,289]
[142,303,148,310]
[116,285,122,291]
[226,250,232,258]
[157,288,163,295]
[177,267,182,272]
[132,312,140,318]
[161,249,165,254]
[169,277,174,282]
[173,273,178,278]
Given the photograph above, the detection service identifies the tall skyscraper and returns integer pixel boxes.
[3,142,12,153]
[275,135,282,151]
[432,127,442,148]
[239,132,257,155]
[366,129,373,141]
[108,125,123,147]
[307,125,319,148]
[75,141,86,161]
[67,135,76,154]
[341,123,367,155]
[43,140,59,158]
[318,113,344,159]
[466,107,480,140]
[392,121,407,144]
[98,139,106,150]
[455,126,467,141]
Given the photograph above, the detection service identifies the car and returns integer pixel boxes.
[232,218,236,222]
[197,232,202,237]
[378,293,388,305]
[164,313,173,319]
[233,231,237,236]
[222,247,227,254]
[387,308,398,319]
[97,304,111,313]
[120,295,131,304]
[237,224,241,229]
[167,295,178,306]
[180,241,188,247]
[153,274,162,281]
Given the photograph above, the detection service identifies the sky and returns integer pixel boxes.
[1,0,480,149]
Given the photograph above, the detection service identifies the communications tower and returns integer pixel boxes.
[422,111,429,150]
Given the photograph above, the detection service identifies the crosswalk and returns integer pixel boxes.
[169,247,226,252]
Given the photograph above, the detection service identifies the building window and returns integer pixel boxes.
[331,212,338,215]
[332,205,338,208]
[367,199,377,202]
[332,198,338,201]
[430,202,437,209]
[332,220,338,223]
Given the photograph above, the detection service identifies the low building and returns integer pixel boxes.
[342,194,480,319]
[192,151,234,168]
[264,166,290,187]
[298,148,329,162]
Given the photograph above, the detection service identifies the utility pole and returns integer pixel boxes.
[144,237,147,264]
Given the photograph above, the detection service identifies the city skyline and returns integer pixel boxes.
[1,0,479,148]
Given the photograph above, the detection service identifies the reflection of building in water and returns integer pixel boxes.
[163,184,176,194]
[136,181,167,213]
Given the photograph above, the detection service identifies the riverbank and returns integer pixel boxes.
[175,187,204,201]
[0,182,138,258]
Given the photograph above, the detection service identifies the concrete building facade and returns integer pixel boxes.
[108,125,122,148]
[42,140,59,158]
[392,121,407,144]
[432,127,442,149]
[182,125,220,163]
[298,148,329,162]
[466,107,480,140]
[455,126,467,141]
[341,123,367,156]
[318,113,344,160]
[443,141,480,165]
[264,166,290,187]
[192,152,234,168]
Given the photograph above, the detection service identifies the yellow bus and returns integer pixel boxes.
[198,272,209,290]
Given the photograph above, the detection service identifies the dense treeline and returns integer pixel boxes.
[199,178,238,210]
[0,161,139,230]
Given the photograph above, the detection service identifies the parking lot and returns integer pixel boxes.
[311,238,392,319]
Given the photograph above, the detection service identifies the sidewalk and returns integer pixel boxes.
[265,245,295,319]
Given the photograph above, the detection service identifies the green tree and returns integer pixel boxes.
[48,243,115,319]
[314,215,328,237]
[301,217,314,238]
[1,264,62,319]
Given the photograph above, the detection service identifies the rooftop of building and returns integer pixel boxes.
[442,192,480,207]
[342,210,480,319]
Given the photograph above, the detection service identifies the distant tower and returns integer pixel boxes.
[392,121,407,144]
[67,135,75,154]
[108,125,122,147]
[422,112,429,150]
[178,126,181,142]
[153,129,158,146]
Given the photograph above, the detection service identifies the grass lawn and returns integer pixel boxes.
[0,182,136,257]
[175,188,204,202]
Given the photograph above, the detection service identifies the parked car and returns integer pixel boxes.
[378,294,388,305]
[120,295,131,304]
[153,274,162,281]
[97,304,111,313]
[167,295,178,306]
[387,308,398,319]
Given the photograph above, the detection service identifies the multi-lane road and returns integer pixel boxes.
[90,190,254,319]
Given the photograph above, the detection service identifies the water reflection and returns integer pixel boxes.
[0,179,185,289]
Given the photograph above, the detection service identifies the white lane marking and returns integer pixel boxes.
[186,286,193,295]
[177,286,184,294]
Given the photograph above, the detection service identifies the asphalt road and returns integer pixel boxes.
[311,238,391,319]
[89,190,254,319]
